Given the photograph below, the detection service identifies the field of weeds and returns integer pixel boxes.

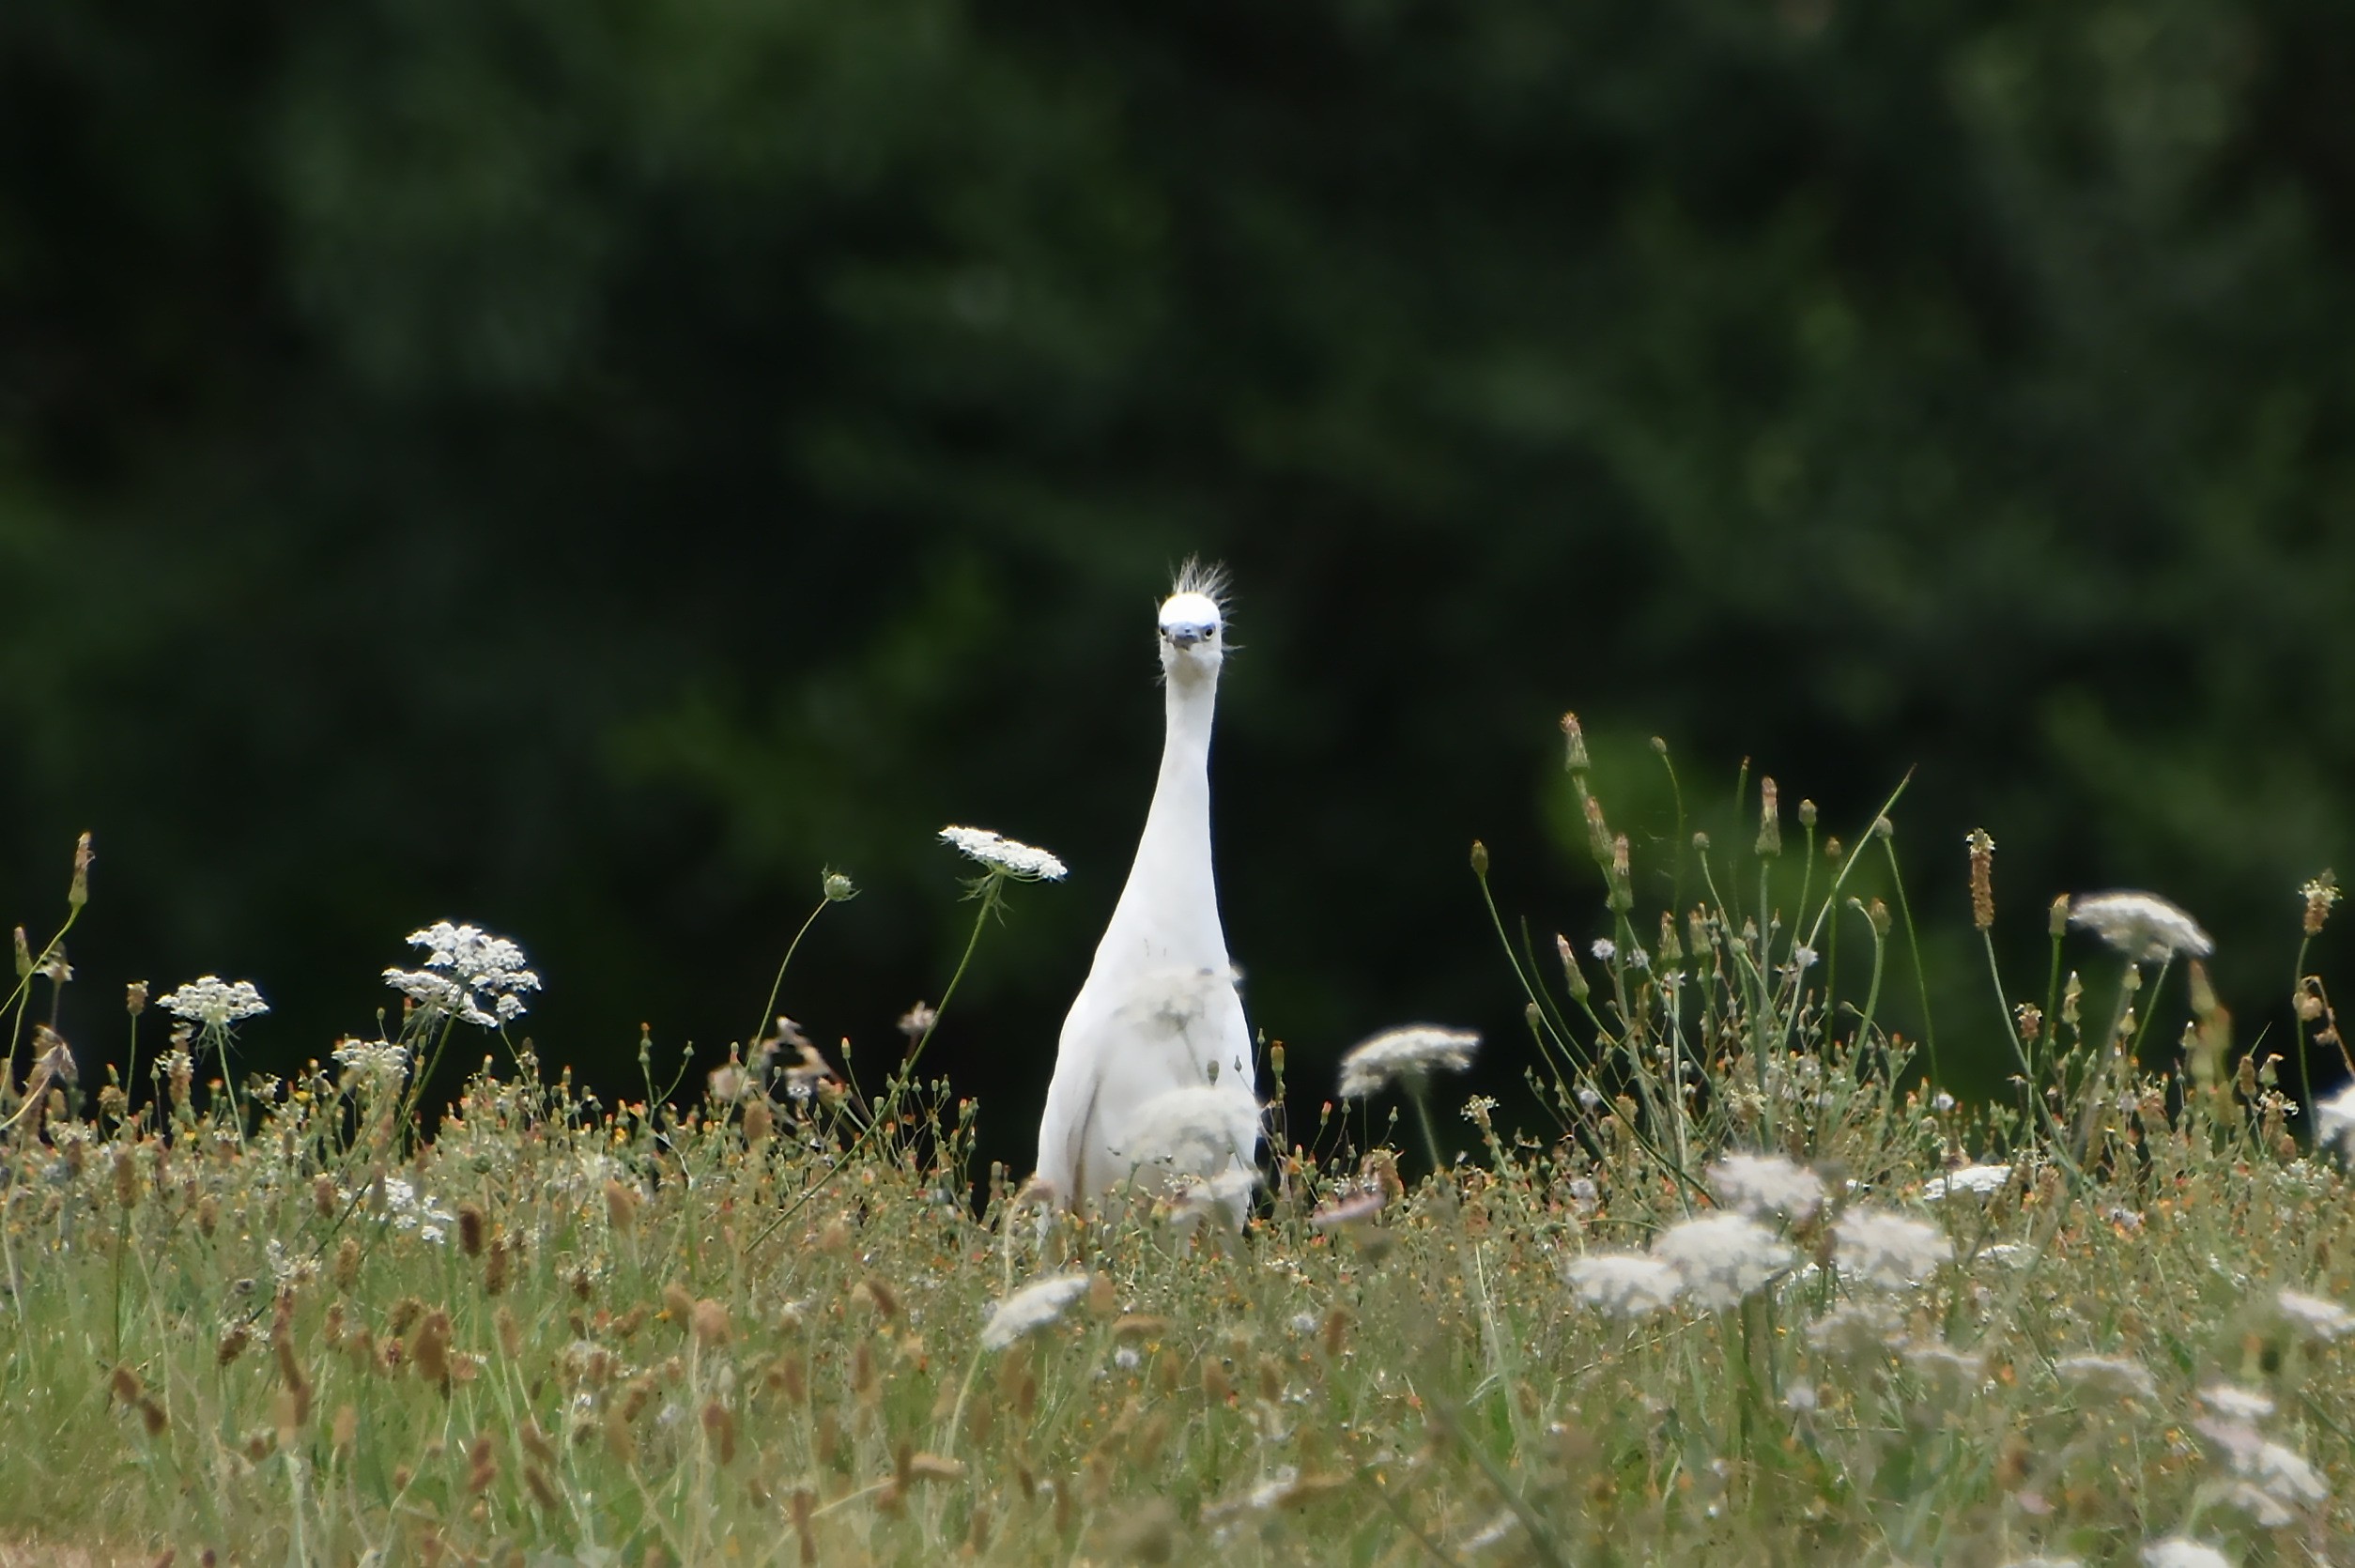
[3,742,2352,1568]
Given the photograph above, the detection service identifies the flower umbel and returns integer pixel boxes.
[1563,1254,1681,1319]
[157,976,269,1029]
[2069,891,2213,962]
[938,826,1068,882]
[1706,1153,1827,1223]
[1651,1212,1795,1310]
[1833,1208,1951,1290]
[383,922,541,1028]
[979,1272,1091,1351]
[1336,1026,1481,1099]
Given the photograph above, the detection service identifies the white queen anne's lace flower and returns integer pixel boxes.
[331,1038,410,1091]
[2198,1382,2275,1422]
[979,1271,1091,1350]
[2055,1353,2158,1402]
[1652,1212,1795,1310]
[939,826,1068,882]
[1563,1253,1681,1318]
[157,976,269,1028]
[384,921,541,1028]
[2276,1288,2355,1342]
[1706,1153,1827,1222]
[1923,1163,2013,1201]
[1834,1207,1951,1290]
[2070,891,2213,962]
[1337,1026,1480,1099]
[2140,1541,2229,1568]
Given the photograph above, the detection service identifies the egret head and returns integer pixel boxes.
[1158,559,1229,681]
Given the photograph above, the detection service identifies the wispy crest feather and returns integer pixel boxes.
[1170,556,1232,615]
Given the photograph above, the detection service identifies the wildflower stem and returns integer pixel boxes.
[747,891,837,1062]
[1877,831,1939,1092]
[1980,930,2081,1181]
[2293,933,2317,1133]
[751,873,1003,1251]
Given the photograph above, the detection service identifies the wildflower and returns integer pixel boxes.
[1788,945,1818,972]
[1112,1085,1257,1174]
[2236,1438,2328,1507]
[331,1038,409,1090]
[1922,1163,2013,1201]
[2139,1541,2229,1568]
[979,1272,1091,1351]
[1165,1167,1258,1226]
[1590,939,1616,962]
[938,825,1068,882]
[157,976,269,1029]
[896,1002,937,1039]
[1706,1153,1826,1223]
[384,922,541,1028]
[1902,1342,1986,1397]
[1563,1253,1681,1319]
[2301,872,2339,937]
[2069,892,2213,962]
[1308,1187,1386,1230]
[1966,828,1995,930]
[1652,1213,1795,1310]
[2197,1383,2275,1422]
[1807,1301,1905,1361]
[2055,1354,2157,1403]
[1336,1025,1480,1099]
[2275,1288,2355,1342]
[1834,1208,1950,1290]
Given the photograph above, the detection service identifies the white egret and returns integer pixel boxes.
[1032,561,1259,1222]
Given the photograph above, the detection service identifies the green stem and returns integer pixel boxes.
[752,874,1003,1250]
[747,893,837,1062]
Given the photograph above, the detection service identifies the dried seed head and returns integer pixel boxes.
[1756,779,1782,858]
[1965,829,1995,930]
[1555,935,1590,1003]
[2049,894,2071,939]
[1469,839,1489,877]
[690,1299,732,1348]
[411,1309,453,1391]
[743,1098,773,1146]
[700,1400,737,1464]
[126,980,148,1017]
[1560,713,1590,775]
[603,1179,640,1234]
[456,1204,485,1258]
[484,1237,512,1297]
[217,1325,251,1365]
[69,832,93,910]
[335,1238,361,1292]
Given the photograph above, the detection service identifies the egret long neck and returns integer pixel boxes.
[1098,667,1225,969]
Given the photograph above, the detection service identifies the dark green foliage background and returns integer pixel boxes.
[5,0,2352,1161]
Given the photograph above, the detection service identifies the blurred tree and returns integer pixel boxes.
[1,0,2352,1167]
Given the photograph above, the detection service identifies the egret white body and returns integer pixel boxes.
[1033,565,1259,1221]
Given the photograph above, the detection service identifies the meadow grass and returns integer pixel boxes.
[1,742,2352,1568]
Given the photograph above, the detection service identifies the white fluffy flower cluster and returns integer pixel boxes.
[1922,1163,2013,1201]
[2069,891,2213,962]
[1706,1153,1826,1223]
[938,825,1069,882]
[331,1038,410,1091]
[157,976,269,1029]
[1336,1025,1481,1099]
[2276,1287,2355,1342]
[2054,1353,2158,1403]
[1566,1212,1796,1318]
[1833,1207,1951,1290]
[979,1271,1092,1350]
[383,922,541,1028]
